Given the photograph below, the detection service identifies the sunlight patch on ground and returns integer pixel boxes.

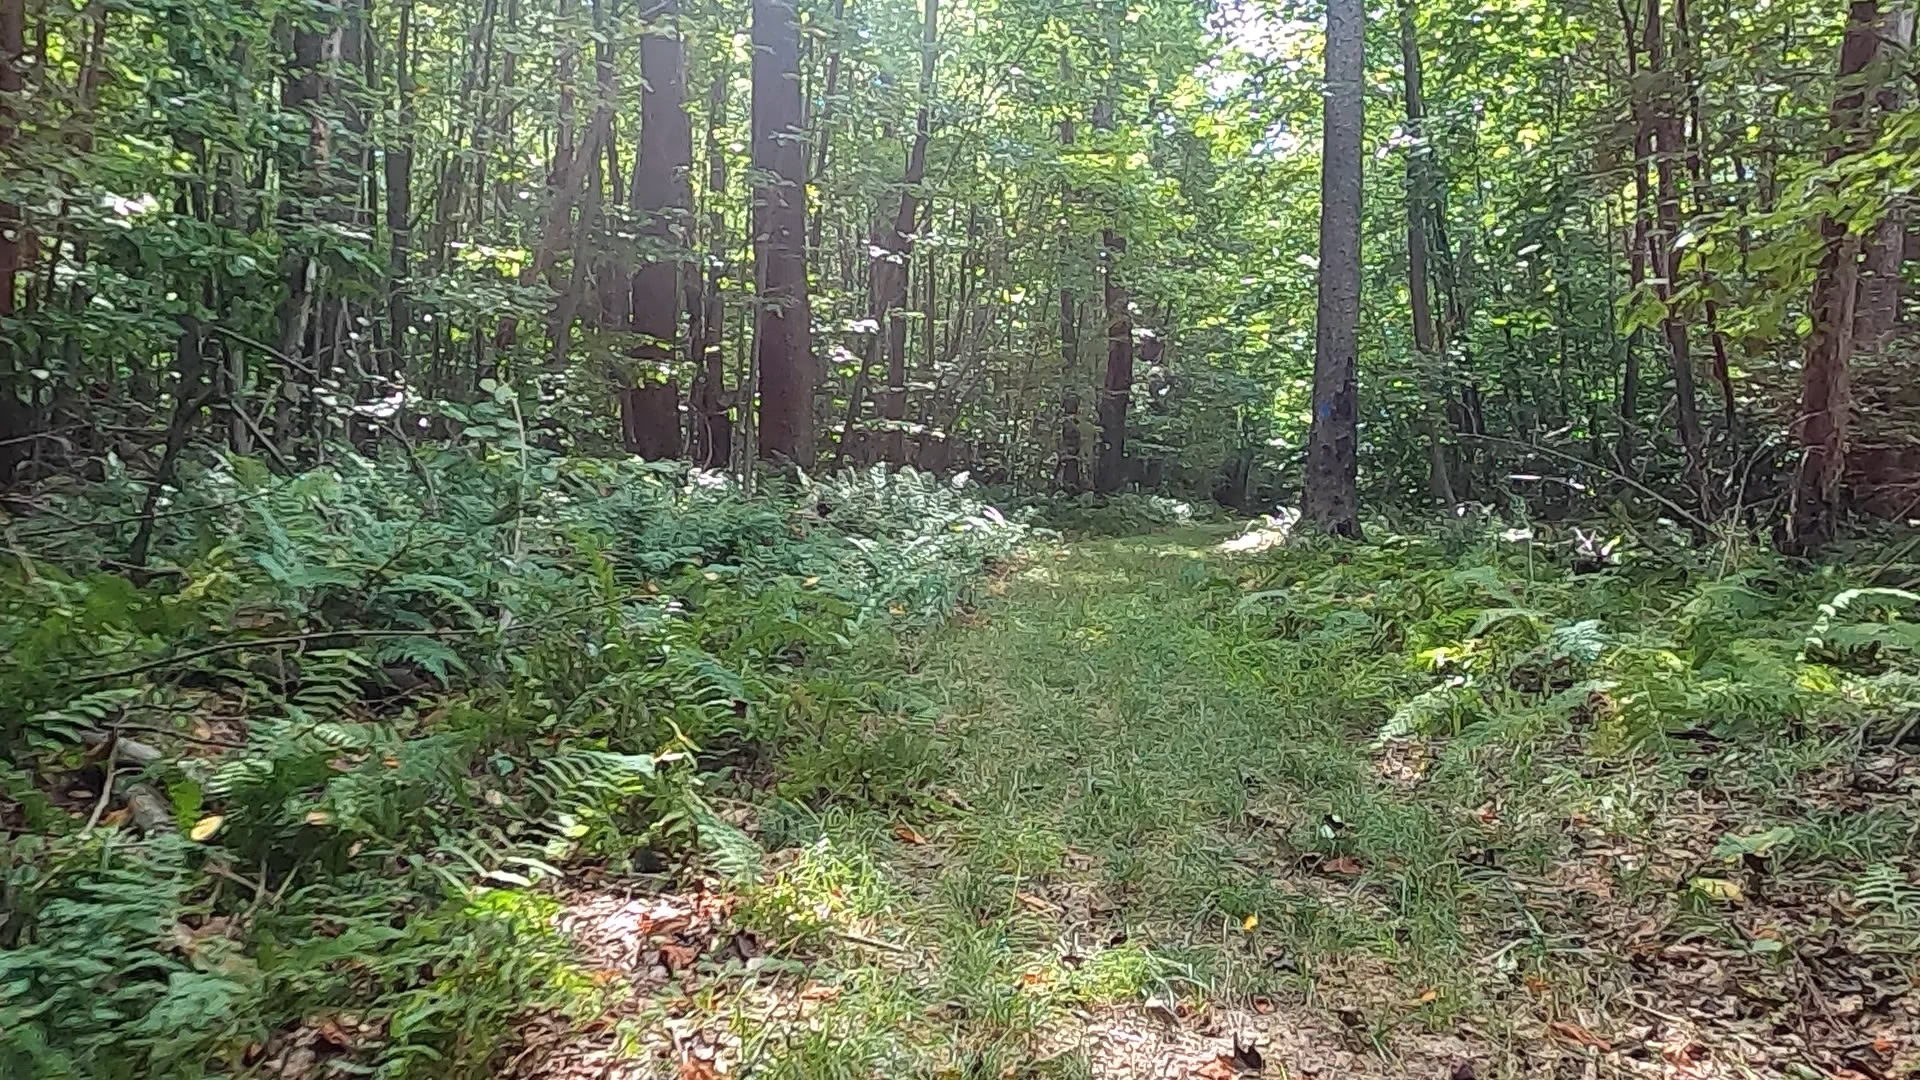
[1217,510,1300,554]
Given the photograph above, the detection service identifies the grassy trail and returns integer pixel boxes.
[725,532,1487,1078]
[541,528,1918,1079]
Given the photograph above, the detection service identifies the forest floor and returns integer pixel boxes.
[513,528,1920,1080]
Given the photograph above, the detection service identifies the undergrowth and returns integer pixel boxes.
[0,448,1024,1078]
[706,519,1920,1077]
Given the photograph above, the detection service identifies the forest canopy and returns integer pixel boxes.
[3,0,1908,534]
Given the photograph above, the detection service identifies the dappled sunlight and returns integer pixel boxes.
[1218,510,1301,555]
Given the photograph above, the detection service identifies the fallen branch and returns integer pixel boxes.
[1457,432,1714,535]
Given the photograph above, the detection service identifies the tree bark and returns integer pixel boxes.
[752,0,814,465]
[384,0,415,375]
[1400,0,1454,508]
[1855,6,1914,358]
[1302,0,1364,536]
[1791,0,1894,546]
[1054,47,1083,494]
[871,0,937,465]
[1642,0,1706,491]
[691,52,731,468]
[623,0,692,459]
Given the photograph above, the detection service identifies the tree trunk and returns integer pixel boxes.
[1614,0,1651,476]
[1400,0,1454,508]
[0,0,24,485]
[752,0,814,465]
[1092,23,1132,494]
[804,0,846,260]
[692,54,731,468]
[1642,0,1706,491]
[1054,48,1083,494]
[623,0,692,459]
[271,12,340,446]
[1791,0,1894,546]
[385,0,415,375]
[1302,0,1364,537]
[870,0,937,465]
[1855,6,1915,358]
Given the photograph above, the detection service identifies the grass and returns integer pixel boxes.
[650,524,1920,1077]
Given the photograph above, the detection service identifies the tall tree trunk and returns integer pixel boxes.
[1400,0,1454,508]
[1092,22,1131,493]
[1302,0,1364,536]
[1643,0,1706,492]
[498,0,596,355]
[272,12,339,447]
[1614,0,1651,476]
[804,0,846,260]
[692,53,731,468]
[874,0,936,465]
[1855,6,1914,358]
[1791,0,1895,546]
[752,0,814,465]
[1054,47,1083,493]
[0,0,24,485]
[385,0,415,375]
[623,0,692,459]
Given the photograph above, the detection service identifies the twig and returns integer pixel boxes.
[832,928,911,954]
[204,861,269,896]
[81,742,119,836]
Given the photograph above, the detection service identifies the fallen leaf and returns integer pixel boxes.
[658,942,702,972]
[892,823,928,845]
[1323,855,1363,876]
[1242,913,1260,931]
[304,810,332,826]
[1873,1034,1898,1056]
[189,815,225,842]
[100,807,130,828]
[1016,892,1057,912]
[1687,876,1745,903]
[1412,988,1438,1005]
[1193,1057,1238,1080]
[1547,1020,1611,1052]
[1018,969,1051,989]
[680,1058,721,1080]
[1522,975,1552,994]
[1231,1034,1264,1071]
[313,1017,354,1049]
[1660,1042,1706,1067]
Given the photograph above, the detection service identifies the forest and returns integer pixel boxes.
[6,0,1920,1075]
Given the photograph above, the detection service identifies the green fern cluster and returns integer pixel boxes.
[0,447,1023,1077]
[1232,519,1913,747]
